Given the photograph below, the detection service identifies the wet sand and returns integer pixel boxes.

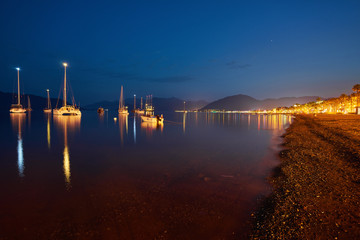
[251,114,360,239]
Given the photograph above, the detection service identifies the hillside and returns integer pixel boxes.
[202,94,319,111]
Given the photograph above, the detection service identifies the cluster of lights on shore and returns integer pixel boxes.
[205,85,360,115]
[271,85,360,115]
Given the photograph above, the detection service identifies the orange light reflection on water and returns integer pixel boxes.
[53,115,81,189]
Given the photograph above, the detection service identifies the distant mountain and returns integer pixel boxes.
[0,91,61,111]
[84,97,208,112]
[202,94,319,111]
[201,94,259,111]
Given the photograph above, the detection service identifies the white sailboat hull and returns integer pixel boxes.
[10,107,27,113]
[53,106,81,116]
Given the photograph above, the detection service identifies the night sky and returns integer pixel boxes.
[1,1,360,104]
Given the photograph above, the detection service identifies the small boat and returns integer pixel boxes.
[44,89,52,113]
[132,96,145,114]
[10,68,26,113]
[53,63,81,116]
[26,96,32,112]
[141,113,164,124]
[118,85,129,115]
[97,107,104,114]
[140,95,164,124]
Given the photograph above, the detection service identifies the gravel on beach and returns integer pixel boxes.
[251,114,360,239]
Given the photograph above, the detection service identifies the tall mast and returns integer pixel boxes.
[134,94,136,110]
[63,63,68,107]
[16,68,20,105]
[47,89,50,108]
[120,86,124,108]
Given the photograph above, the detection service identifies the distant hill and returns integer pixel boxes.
[0,91,61,111]
[202,94,319,111]
[84,97,208,112]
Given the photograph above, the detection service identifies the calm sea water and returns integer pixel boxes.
[0,111,291,239]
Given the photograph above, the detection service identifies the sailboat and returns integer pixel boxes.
[118,85,129,115]
[53,63,81,116]
[134,96,145,114]
[10,67,26,113]
[26,96,32,112]
[44,89,52,113]
[140,95,164,124]
[138,97,145,114]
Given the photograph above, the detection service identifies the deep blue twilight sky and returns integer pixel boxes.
[1,0,360,104]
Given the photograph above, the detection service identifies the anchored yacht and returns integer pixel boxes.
[53,63,81,116]
[10,68,26,113]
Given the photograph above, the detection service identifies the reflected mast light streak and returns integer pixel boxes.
[119,115,128,145]
[133,116,136,143]
[17,135,24,177]
[63,144,70,187]
[11,114,26,177]
[63,118,71,188]
[53,115,81,189]
[126,115,128,135]
[183,112,186,133]
[47,116,51,149]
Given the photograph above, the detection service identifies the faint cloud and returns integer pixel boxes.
[226,61,251,69]
[78,66,192,83]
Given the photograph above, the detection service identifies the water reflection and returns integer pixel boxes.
[200,113,292,131]
[3,112,295,238]
[183,112,186,133]
[53,115,81,189]
[46,114,51,149]
[11,114,26,177]
[27,111,31,127]
[118,115,128,145]
[133,116,136,143]
[141,121,163,138]
[98,111,104,124]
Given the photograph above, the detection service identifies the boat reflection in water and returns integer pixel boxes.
[53,115,81,189]
[133,115,136,143]
[141,121,163,138]
[10,113,26,177]
[118,115,128,145]
[183,112,187,133]
[45,114,51,149]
